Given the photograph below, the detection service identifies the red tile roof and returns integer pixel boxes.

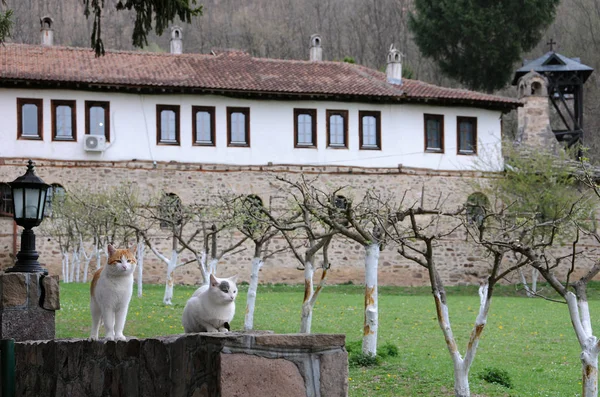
[0,43,519,110]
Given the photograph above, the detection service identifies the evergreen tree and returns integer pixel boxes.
[409,0,560,92]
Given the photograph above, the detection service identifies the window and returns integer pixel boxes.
[192,106,216,146]
[424,114,444,153]
[44,184,66,217]
[0,183,13,216]
[326,110,348,148]
[359,111,381,150]
[241,194,265,236]
[157,105,180,145]
[466,192,489,228]
[227,107,250,147]
[294,109,317,148]
[52,100,76,141]
[17,98,43,140]
[159,193,183,229]
[85,101,110,141]
[457,116,477,155]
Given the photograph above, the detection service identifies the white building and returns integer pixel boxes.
[0,23,520,285]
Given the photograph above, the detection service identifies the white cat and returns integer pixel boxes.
[90,244,137,341]
[182,274,238,333]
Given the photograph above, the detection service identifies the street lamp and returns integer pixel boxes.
[7,160,50,274]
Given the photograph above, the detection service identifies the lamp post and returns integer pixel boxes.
[7,160,50,274]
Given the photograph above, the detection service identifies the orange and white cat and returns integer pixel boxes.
[90,244,137,341]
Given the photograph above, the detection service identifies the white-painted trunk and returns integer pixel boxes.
[208,258,219,276]
[137,244,145,298]
[362,243,379,356]
[565,292,599,397]
[70,249,77,282]
[62,251,69,283]
[163,250,178,305]
[453,361,470,397]
[531,268,538,294]
[300,261,315,334]
[82,255,92,283]
[95,248,102,271]
[244,257,263,331]
[74,250,81,283]
[518,268,533,297]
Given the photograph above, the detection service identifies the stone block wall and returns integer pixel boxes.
[0,272,60,341]
[14,332,348,397]
[1,158,596,287]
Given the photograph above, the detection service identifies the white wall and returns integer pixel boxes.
[0,88,504,171]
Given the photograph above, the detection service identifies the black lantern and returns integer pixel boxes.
[7,160,50,274]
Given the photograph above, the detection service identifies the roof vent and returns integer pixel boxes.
[309,34,322,62]
[386,44,403,85]
[40,16,54,46]
[170,26,183,54]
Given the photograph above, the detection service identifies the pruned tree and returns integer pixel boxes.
[261,178,336,333]
[471,146,600,397]
[388,191,530,397]
[277,175,396,355]
[230,194,289,331]
[176,194,248,285]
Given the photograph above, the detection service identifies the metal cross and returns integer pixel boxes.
[547,38,557,52]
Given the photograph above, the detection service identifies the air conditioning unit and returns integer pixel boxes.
[84,135,107,152]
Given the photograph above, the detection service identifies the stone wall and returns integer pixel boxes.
[1,158,597,287]
[14,332,348,397]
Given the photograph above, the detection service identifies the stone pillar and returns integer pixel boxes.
[0,273,60,341]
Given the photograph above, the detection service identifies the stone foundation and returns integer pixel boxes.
[14,332,348,397]
[1,158,597,287]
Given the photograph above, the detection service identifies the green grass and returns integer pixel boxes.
[57,282,595,397]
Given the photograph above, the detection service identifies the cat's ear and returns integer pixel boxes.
[107,245,116,256]
[228,275,238,284]
[210,274,219,286]
[129,244,138,255]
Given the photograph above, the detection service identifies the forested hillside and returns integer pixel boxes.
[5,0,600,160]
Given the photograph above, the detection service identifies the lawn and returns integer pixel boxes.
[57,282,595,397]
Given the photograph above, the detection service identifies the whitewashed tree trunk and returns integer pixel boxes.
[362,243,380,356]
[565,291,600,397]
[244,257,264,331]
[300,261,315,334]
[208,258,218,276]
[70,248,78,282]
[137,243,145,298]
[518,268,533,297]
[95,246,103,271]
[62,251,69,283]
[531,268,538,294]
[81,246,92,283]
[163,250,178,305]
[432,284,491,397]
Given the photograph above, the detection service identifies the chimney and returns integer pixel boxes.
[40,16,54,46]
[386,44,403,85]
[309,34,322,62]
[170,26,183,54]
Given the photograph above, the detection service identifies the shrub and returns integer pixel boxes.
[478,367,513,388]
[379,342,399,358]
[348,352,380,368]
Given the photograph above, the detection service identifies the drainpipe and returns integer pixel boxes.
[1,339,15,397]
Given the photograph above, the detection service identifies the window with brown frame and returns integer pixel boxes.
[227,107,250,147]
[424,114,444,153]
[156,105,180,145]
[294,109,317,148]
[17,98,43,140]
[0,183,13,217]
[85,101,110,141]
[326,109,348,148]
[457,116,477,155]
[359,111,381,150]
[192,106,216,146]
[51,100,77,141]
